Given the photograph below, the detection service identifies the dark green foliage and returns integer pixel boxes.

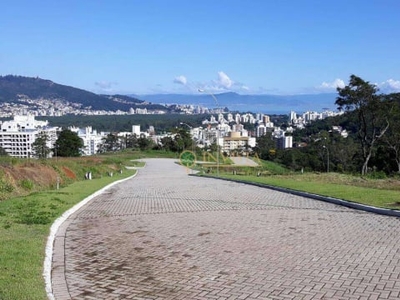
[137,135,155,151]
[54,129,84,157]
[336,75,390,175]
[283,76,400,175]
[366,170,387,180]
[125,134,139,149]
[35,114,208,133]
[159,128,194,152]
[98,133,122,153]
[0,146,8,156]
[254,133,276,160]
[381,93,400,173]
[32,132,51,158]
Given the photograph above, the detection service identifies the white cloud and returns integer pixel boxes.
[95,81,118,92]
[377,79,400,92]
[217,71,233,89]
[173,75,187,85]
[318,78,345,90]
[189,71,250,94]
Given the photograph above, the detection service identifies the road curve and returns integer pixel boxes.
[51,158,400,300]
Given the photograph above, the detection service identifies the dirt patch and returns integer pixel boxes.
[62,166,76,179]
[3,164,59,188]
[0,163,61,200]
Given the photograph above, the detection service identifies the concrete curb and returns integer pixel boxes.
[43,172,139,300]
[195,175,400,218]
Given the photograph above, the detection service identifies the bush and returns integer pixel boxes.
[0,180,14,193]
[20,179,34,190]
[18,211,55,225]
[366,170,387,179]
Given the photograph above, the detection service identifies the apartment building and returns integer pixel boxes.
[0,115,57,158]
[69,126,105,156]
[220,131,256,154]
[276,135,293,149]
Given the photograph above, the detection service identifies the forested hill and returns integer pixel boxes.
[0,75,167,112]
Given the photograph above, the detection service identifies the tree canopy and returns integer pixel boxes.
[32,132,51,159]
[336,75,390,175]
[54,129,84,157]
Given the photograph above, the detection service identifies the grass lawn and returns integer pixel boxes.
[219,172,400,210]
[0,168,136,300]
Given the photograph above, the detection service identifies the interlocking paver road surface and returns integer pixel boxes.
[52,158,400,300]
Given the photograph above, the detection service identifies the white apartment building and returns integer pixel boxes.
[256,122,274,137]
[0,129,36,158]
[276,135,293,149]
[220,131,256,154]
[0,115,57,158]
[132,125,141,136]
[70,126,105,156]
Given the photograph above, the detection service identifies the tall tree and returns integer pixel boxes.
[32,131,51,159]
[160,136,179,152]
[125,133,139,149]
[137,134,155,151]
[174,128,193,151]
[55,129,84,157]
[99,133,121,153]
[254,133,276,160]
[336,75,390,175]
[382,93,400,173]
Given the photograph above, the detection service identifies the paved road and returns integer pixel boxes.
[52,158,400,300]
[229,157,259,166]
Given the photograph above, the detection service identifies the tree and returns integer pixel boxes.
[159,128,193,153]
[55,129,84,157]
[329,132,358,173]
[137,134,154,151]
[99,133,121,153]
[125,133,139,149]
[32,131,51,159]
[381,93,400,173]
[160,136,179,152]
[174,128,193,151]
[0,146,8,156]
[336,75,390,175]
[254,133,276,160]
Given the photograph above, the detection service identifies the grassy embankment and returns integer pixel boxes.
[200,159,400,210]
[0,151,151,300]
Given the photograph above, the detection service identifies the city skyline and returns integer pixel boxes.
[3,0,400,95]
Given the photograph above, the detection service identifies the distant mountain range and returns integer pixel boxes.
[0,75,168,112]
[135,91,339,114]
[0,75,339,115]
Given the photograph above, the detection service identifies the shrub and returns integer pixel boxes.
[0,179,14,193]
[20,179,34,190]
[18,211,55,225]
[367,171,387,179]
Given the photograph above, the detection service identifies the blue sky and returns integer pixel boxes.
[2,0,400,95]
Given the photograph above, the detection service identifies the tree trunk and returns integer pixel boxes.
[362,152,372,176]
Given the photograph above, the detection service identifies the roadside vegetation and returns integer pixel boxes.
[193,154,400,210]
[219,170,400,210]
[0,151,158,300]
